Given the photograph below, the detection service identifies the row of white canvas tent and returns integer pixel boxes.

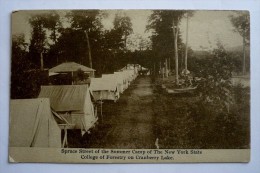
[9,66,139,148]
[90,69,138,101]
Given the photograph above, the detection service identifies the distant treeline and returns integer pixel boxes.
[11,10,249,99]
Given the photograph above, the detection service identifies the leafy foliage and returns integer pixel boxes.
[146,10,189,76]
[67,10,103,32]
[28,14,47,67]
[229,11,250,74]
[194,43,234,113]
[12,10,137,98]
[230,11,250,43]
[113,12,133,48]
[184,44,249,148]
[44,11,61,43]
[51,28,88,65]
[153,43,250,149]
[11,34,48,99]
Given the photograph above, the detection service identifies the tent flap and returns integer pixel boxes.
[10,98,61,148]
[38,85,97,131]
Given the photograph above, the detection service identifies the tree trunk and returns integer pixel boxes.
[181,51,184,70]
[53,28,57,44]
[54,28,59,65]
[159,61,162,77]
[57,56,59,65]
[165,58,168,77]
[242,29,246,75]
[175,32,179,84]
[85,30,92,68]
[71,71,74,85]
[184,15,189,72]
[40,52,44,71]
[168,58,171,72]
[153,63,155,76]
[124,34,127,49]
[162,67,165,79]
[173,19,179,85]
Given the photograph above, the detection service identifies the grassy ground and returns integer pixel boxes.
[152,76,250,149]
[66,76,250,149]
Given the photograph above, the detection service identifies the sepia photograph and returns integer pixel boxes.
[9,9,250,163]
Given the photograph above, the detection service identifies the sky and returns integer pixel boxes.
[179,10,243,50]
[12,10,243,51]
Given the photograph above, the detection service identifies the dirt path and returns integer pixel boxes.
[85,76,157,149]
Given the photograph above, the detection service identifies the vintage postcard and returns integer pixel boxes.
[9,10,250,163]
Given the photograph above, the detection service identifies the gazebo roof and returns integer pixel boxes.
[49,62,95,73]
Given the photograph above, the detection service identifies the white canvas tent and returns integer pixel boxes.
[121,69,136,84]
[49,62,96,78]
[119,70,129,86]
[9,98,61,148]
[121,64,140,75]
[102,74,124,93]
[38,85,97,132]
[114,72,127,92]
[90,77,119,101]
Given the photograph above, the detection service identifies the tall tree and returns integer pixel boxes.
[11,34,41,99]
[11,34,30,74]
[67,10,104,68]
[113,12,133,48]
[28,14,47,70]
[103,29,125,51]
[172,11,188,84]
[147,10,186,84]
[54,28,87,64]
[43,11,62,66]
[44,11,61,44]
[147,11,174,75]
[184,11,194,74]
[230,11,250,75]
